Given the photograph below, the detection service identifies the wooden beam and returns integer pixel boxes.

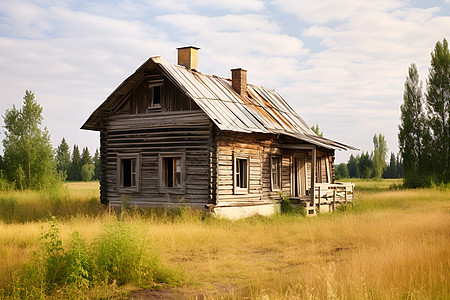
[281,144,316,150]
[311,147,316,206]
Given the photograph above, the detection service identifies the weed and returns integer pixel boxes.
[279,193,306,216]
[65,231,92,291]
[5,217,176,298]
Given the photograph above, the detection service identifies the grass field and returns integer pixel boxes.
[0,180,449,299]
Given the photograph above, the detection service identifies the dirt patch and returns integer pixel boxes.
[128,288,204,300]
[128,284,238,299]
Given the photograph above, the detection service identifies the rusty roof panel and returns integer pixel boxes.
[160,57,354,150]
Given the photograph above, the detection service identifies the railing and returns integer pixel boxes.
[310,182,355,214]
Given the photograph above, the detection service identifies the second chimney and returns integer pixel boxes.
[231,68,247,96]
[177,46,199,71]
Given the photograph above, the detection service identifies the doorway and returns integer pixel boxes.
[293,157,306,197]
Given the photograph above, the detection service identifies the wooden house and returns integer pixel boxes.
[82,47,356,218]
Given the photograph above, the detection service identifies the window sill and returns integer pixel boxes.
[234,188,249,195]
[118,187,139,193]
[159,187,185,195]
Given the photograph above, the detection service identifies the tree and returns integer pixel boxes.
[81,163,95,181]
[399,63,428,187]
[93,149,101,180]
[358,152,372,179]
[68,145,82,181]
[80,147,92,167]
[426,38,449,183]
[56,138,71,180]
[371,133,388,178]
[310,124,323,136]
[396,154,403,178]
[2,90,60,189]
[336,163,349,179]
[383,153,396,178]
[347,155,358,178]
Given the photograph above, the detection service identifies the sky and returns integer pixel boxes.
[0,0,449,163]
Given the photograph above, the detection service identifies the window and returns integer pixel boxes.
[159,153,185,193]
[270,156,281,191]
[122,158,136,187]
[149,81,163,108]
[164,157,181,187]
[234,155,249,193]
[117,154,141,192]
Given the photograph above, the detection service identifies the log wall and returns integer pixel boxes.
[213,131,335,206]
[102,110,212,208]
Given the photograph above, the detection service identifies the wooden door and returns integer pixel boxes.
[294,157,306,197]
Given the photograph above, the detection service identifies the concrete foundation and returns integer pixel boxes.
[213,203,280,220]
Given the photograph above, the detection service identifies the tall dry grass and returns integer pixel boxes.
[0,180,449,299]
[0,182,106,223]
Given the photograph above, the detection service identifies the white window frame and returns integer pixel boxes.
[234,154,249,194]
[158,152,186,194]
[148,80,163,108]
[117,153,141,193]
[270,155,282,191]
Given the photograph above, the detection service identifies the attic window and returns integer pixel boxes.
[149,80,163,108]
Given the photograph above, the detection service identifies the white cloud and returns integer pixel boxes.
[271,0,402,24]
[152,0,265,13]
[156,13,280,33]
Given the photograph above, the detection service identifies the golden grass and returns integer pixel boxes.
[0,181,105,223]
[0,182,449,299]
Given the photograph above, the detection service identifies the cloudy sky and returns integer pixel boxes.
[0,0,449,163]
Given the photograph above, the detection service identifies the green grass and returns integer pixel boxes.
[0,182,106,223]
[338,178,404,192]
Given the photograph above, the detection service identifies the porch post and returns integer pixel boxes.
[311,147,316,206]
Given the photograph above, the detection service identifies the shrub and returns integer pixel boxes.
[279,194,306,216]
[6,218,175,298]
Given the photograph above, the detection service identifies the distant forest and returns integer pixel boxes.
[55,137,100,182]
[335,134,403,180]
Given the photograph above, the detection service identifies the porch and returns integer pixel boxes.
[290,182,355,216]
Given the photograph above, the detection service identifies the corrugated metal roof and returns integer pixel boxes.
[82,56,356,150]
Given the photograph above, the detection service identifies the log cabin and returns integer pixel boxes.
[82,47,356,218]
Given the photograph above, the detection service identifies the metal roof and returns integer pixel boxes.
[82,56,356,150]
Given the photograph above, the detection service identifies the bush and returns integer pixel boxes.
[279,194,306,216]
[93,220,161,286]
[6,218,175,298]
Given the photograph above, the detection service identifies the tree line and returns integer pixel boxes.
[0,90,99,190]
[335,133,403,180]
[56,137,100,182]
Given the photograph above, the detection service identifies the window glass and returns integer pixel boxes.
[236,158,248,189]
[153,86,161,105]
[121,158,137,188]
[271,157,281,190]
[164,157,181,188]
[149,82,163,108]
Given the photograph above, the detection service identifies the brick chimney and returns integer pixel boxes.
[231,68,247,96]
[177,46,199,71]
